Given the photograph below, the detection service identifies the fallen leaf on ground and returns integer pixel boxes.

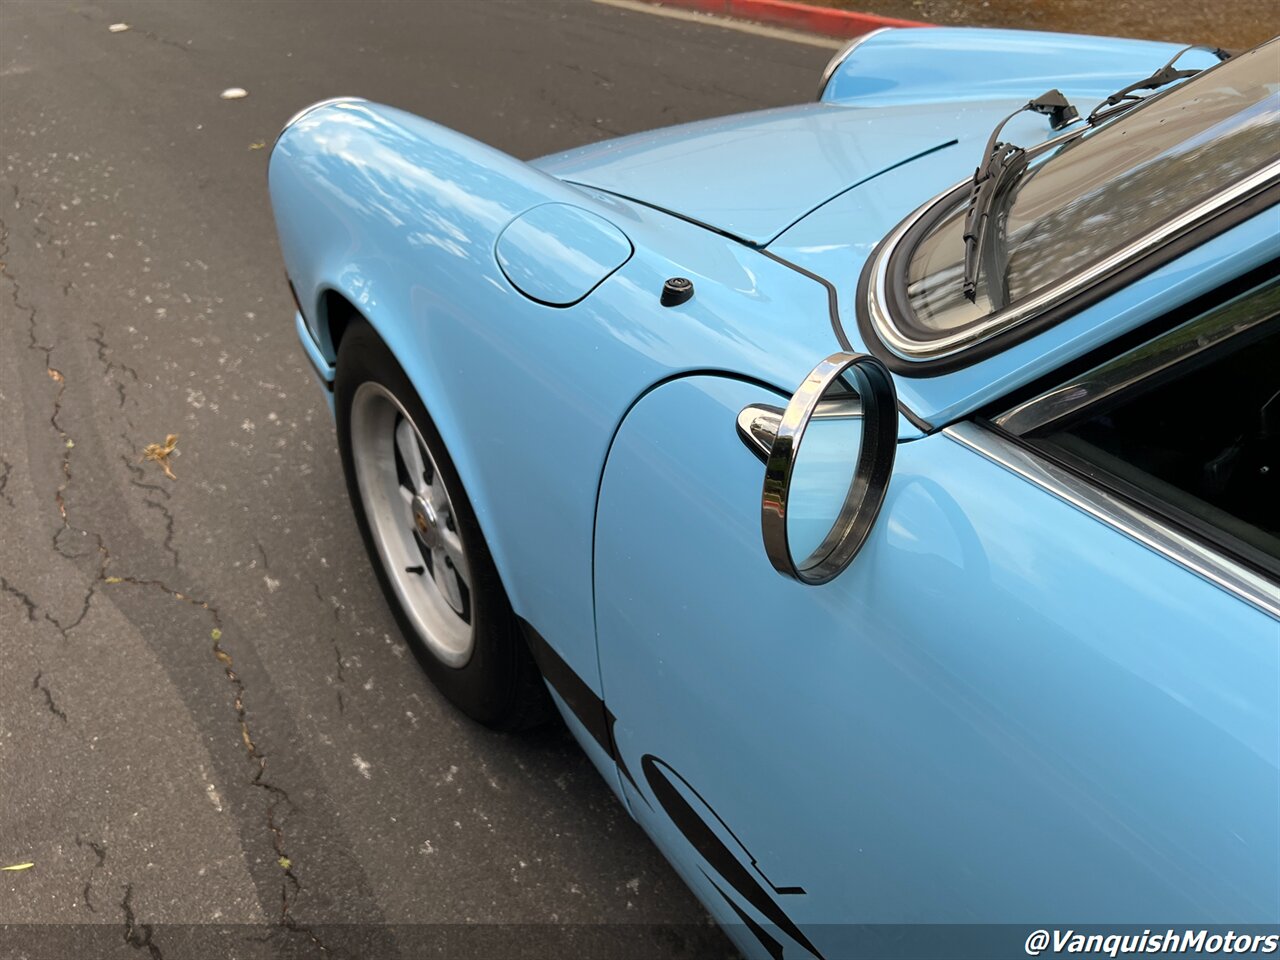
[104,577,123,584]
[248,141,266,150]
[108,23,130,33]
[2,863,34,872]
[47,368,63,383]
[141,434,180,480]
[220,87,248,100]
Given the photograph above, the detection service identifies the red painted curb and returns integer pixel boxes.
[648,0,929,38]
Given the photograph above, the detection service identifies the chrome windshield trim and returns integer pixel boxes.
[865,148,1280,362]
[994,277,1280,435]
[275,97,368,148]
[817,27,892,100]
[945,421,1280,620]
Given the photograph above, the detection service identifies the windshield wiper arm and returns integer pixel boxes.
[962,89,1078,304]
[1086,44,1233,125]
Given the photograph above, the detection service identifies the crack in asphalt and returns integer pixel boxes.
[312,580,347,714]
[120,451,172,499]
[333,641,346,715]
[89,320,140,409]
[75,834,107,913]
[32,670,68,723]
[48,583,96,636]
[0,575,39,621]
[3,186,56,369]
[140,496,180,566]
[0,459,14,507]
[45,364,83,562]
[4,182,326,952]
[121,884,164,960]
[139,29,195,55]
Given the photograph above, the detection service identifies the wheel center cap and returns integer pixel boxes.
[412,495,440,550]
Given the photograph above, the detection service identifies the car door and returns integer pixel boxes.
[593,279,1279,960]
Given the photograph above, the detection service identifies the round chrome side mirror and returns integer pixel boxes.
[740,353,898,584]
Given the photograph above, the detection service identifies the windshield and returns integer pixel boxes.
[898,43,1279,343]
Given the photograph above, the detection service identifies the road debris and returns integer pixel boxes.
[108,23,130,33]
[220,87,248,100]
[141,434,179,480]
[2,862,34,872]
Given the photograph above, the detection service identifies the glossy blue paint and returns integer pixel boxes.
[269,28,1280,957]
[495,203,632,306]
[536,102,958,245]
[295,309,334,386]
[270,100,846,798]
[595,375,1279,957]
[821,27,1207,106]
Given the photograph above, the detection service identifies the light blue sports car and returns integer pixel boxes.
[269,26,1278,959]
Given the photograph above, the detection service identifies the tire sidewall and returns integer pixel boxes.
[334,323,525,727]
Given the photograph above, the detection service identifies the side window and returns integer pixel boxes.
[995,278,1279,577]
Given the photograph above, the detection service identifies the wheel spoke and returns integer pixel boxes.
[395,418,428,492]
[396,484,420,533]
[433,553,466,614]
[438,527,469,587]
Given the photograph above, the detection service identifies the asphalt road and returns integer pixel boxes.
[0,2,830,958]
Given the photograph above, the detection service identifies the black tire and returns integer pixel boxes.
[334,321,550,730]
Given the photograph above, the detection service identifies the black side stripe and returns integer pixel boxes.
[520,621,815,955]
[702,870,786,960]
[518,619,643,798]
[642,756,824,960]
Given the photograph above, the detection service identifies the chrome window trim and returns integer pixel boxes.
[817,27,893,100]
[993,277,1280,435]
[944,421,1280,620]
[864,144,1280,362]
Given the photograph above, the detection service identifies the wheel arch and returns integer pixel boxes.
[316,283,529,629]
[268,99,612,630]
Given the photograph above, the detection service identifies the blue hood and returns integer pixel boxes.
[534,101,964,246]
[534,27,1203,249]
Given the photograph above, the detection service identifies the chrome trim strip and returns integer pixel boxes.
[817,27,892,100]
[944,421,1280,620]
[865,150,1280,362]
[994,278,1280,434]
[275,96,368,149]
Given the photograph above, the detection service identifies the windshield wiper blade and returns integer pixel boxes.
[962,89,1078,304]
[1086,44,1233,125]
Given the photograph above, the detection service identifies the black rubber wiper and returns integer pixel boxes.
[1086,44,1233,125]
[962,90,1078,304]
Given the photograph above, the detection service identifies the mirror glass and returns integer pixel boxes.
[785,376,865,567]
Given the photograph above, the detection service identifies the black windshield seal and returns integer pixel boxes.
[855,41,1280,377]
[856,178,1279,378]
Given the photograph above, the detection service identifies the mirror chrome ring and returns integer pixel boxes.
[762,352,898,585]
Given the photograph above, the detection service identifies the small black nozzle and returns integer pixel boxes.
[661,277,694,307]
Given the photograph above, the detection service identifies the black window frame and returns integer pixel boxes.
[982,263,1280,583]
